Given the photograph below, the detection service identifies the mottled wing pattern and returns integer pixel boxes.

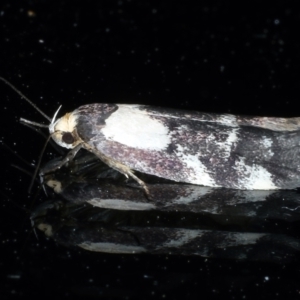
[76,104,300,190]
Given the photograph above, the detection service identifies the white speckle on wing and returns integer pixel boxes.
[262,136,272,148]
[87,199,156,210]
[176,145,217,186]
[177,124,189,132]
[216,114,238,127]
[79,242,146,254]
[102,105,171,151]
[262,136,274,157]
[234,157,277,189]
[225,128,238,153]
[207,128,238,158]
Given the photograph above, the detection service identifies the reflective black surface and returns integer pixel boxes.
[1,1,300,299]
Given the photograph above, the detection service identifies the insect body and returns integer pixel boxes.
[50,103,300,191]
[2,77,300,191]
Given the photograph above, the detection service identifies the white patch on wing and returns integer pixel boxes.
[87,199,156,210]
[231,190,275,204]
[234,157,277,190]
[171,186,213,205]
[160,229,204,248]
[176,145,217,186]
[79,242,146,253]
[216,232,266,248]
[101,105,170,151]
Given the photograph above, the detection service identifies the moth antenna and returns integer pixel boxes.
[0,76,52,122]
[20,121,50,139]
[12,162,48,196]
[28,135,52,194]
[19,119,66,155]
[39,175,48,196]
[2,140,51,196]
[30,218,39,240]
[20,118,49,128]
[11,164,46,197]
[11,164,35,177]
[51,105,62,125]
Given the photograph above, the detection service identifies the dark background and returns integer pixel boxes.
[1,1,300,299]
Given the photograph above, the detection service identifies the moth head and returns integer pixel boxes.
[49,111,80,149]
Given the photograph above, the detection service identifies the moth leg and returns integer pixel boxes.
[123,169,150,197]
[83,143,150,197]
[40,143,83,176]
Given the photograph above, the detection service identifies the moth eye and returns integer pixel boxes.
[62,132,75,144]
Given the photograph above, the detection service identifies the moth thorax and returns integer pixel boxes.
[46,179,63,194]
[37,223,53,237]
[49,112,79,149]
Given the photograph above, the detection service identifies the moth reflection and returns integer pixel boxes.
[32,151,300,263]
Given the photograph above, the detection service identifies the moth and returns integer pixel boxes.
[2,77,300,193]
[49,103,300,192]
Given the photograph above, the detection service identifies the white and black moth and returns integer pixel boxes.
[2,77,300,192]
[49,103,300,191]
